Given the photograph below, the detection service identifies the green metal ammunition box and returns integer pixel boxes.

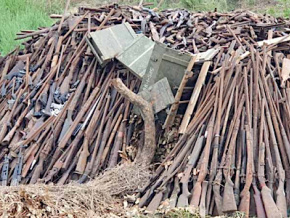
[117,35,154,79]
[86,23,137,65]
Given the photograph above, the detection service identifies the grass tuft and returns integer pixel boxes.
[0,0,65,55]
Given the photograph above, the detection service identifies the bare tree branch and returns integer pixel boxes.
[111,78,156,166]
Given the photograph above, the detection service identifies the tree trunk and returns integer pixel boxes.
[111,78,156,166]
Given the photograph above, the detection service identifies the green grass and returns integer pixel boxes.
[264,0,290,18]
[181,0,231,11]
[0,0,65,55]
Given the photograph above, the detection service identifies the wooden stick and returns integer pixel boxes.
[58,0,71,33]
[163,56,197,129]
[179,61,211,134]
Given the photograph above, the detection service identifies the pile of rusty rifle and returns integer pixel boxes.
[136,6,290,218]
[1,3,290,217]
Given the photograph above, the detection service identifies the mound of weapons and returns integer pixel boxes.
[1,2,290,217]
[140,43,290,217]
[0,5,144,186]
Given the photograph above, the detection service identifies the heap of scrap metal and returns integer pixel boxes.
[1,3,290,217]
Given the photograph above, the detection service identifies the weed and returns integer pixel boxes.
[0,0,66,55]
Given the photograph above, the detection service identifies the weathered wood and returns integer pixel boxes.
[179,61,211,134]
[281,58,290,88]
[163,56,197,129]
[257,35,290,47]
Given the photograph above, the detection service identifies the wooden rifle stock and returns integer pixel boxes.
[22,126,52,178]
[91,115,112,174]
[91,94,111,176]
[62,130,84,170]
[46,81,102,174]
[101,114,123,168]
[253,184,266,218]
[190,114,215,207]
[79,92,111,182]
[200,181,208,218]
[252,99,266,218]
[177,135,204,207]
[76,138,89,174]
[30,134,54,184]
[169,177,180,208]
[239,125,253,217]
[140,132,198,209]
[2,106,29,145]
[222,95,244,213]
[234,130,242,206]
[108,121,125,168]
[57,149,81,186]
[263,122,274,195]
[263,90,287,217]
[0,84,26,142]
[207,73,223,214]
[261,185,282,218]
[72,98,101,174]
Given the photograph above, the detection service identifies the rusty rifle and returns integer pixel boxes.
[190,89,217,207]
[30,134,54,184]
[238,124,253,218]
[177,132,205,207]
[45,80,102,174]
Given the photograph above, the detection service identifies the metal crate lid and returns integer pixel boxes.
[87,23,137,65]
[140,42,192,91]
[117,35,154,79]
[138,77,175,114]
[140,42,219,91]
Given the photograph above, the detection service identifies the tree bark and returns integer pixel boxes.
[111,78,156,166]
